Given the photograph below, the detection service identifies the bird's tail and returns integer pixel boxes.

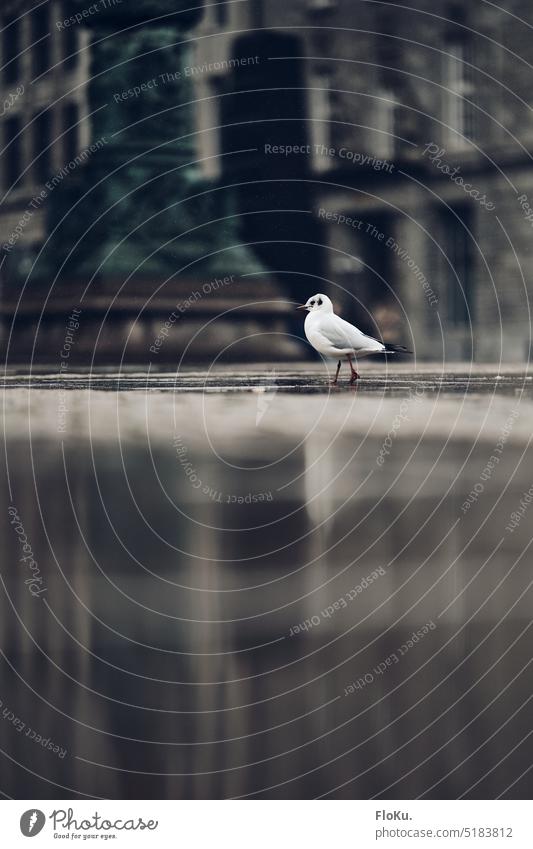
[383,344,412,354]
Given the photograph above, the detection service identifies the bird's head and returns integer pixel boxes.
[296,294,334,313]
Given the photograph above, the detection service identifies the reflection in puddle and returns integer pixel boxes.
[1,390,532,798]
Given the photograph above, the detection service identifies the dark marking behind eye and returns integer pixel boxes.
[317,299,323,305]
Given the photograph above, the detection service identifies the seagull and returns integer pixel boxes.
[297,293,411,384]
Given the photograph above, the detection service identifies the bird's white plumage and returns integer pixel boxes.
[301,294,385,359]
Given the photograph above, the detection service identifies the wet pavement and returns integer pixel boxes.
[2,363,532,395]
[1,366,532,798]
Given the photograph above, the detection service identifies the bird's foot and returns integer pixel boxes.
[349,372,359,384]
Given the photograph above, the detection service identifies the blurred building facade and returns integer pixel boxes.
[0,1,90,282]
[192,0,533,361]
[1,1,533,360]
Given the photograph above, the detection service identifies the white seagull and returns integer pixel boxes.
[297,293,411,384]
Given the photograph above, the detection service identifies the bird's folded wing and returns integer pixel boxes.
[318,315,384,352]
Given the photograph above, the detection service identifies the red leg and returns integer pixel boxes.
[331,360,341,386]
[347,355,359,383]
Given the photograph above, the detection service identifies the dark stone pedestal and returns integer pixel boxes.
[2,277,303,365]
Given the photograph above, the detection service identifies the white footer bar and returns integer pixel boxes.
[2,800,530,847]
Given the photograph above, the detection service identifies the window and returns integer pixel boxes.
[30,3,51,77]
[62,102,79,164]
[213,1,228,27]
[33,111,52,183]
[352,213,395,329]
[444,40,475,149]
[4,115,22,187]
[2,15,21,84]
[250,0,264,28]
[441,205,474,325]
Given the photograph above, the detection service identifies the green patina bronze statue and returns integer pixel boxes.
[41,0,264,283]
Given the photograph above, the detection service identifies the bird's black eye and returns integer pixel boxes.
[317,299,323,306]
[310,300,315,306]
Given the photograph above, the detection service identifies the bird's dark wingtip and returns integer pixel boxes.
[384,344,412,354]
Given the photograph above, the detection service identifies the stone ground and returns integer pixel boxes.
[1,361,532,395]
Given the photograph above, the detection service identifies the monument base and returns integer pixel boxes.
[1,277,306,365]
